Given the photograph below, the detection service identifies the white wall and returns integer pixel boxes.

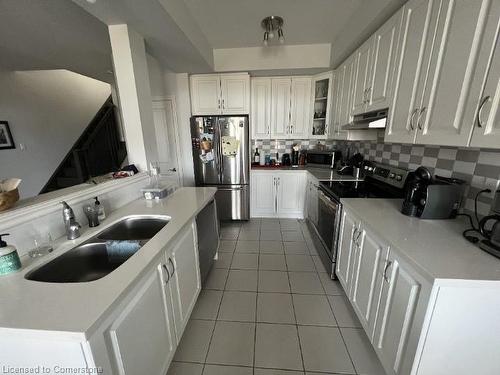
[0,69,111,198]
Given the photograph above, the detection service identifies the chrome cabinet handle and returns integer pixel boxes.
[290,125,293,134]
[417,107,426,130]
[383,260,393,283]
[162,264,170,283]
[409,108,419,131]
[218,99,221,109]
[222,99,225,109]
[476,95,491,128]
[168,257,175,276]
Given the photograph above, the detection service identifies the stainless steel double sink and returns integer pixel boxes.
[25,216,169,283]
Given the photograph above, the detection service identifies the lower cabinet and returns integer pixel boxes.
[337,208,430,375]
[95,221,201,375]
[305,176,319,227]
[250,170,307,218]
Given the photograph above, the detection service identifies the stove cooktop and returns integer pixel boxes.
[319,162,410,201]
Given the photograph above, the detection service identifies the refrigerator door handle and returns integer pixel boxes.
[218,119,224,181]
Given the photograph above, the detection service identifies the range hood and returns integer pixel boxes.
[342,109,388,130]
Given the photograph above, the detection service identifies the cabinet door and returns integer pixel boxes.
[416,0,495,146]
[372,252,422,375]
[290,77,312,138]
[251,78,272,138]
[167,222,201,340]
[190,75,221,115]
[351,37,374,116]
[385,0,437,143]
[220,74,250,115]
[307,179,319,227]
[468,0,500,148]
[271,78,292,138]
[276,172,307,218]
[336,209,358,292]
[250,172,277,217]
[311,72,334,139]
[109,267,176,375]
[367,8,403,112]
[350,226,389,338]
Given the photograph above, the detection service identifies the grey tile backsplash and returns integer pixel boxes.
[252,133,500,216]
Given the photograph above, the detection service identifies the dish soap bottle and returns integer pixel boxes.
[0,234,21,276]
[94,197,106,221]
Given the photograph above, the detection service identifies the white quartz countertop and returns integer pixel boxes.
[251,166,362,182]
[0,187,216,340]
[341,198,500,283]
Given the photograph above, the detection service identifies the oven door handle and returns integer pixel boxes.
[318,190,339,210]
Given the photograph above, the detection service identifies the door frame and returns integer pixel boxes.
[152,95,184,186]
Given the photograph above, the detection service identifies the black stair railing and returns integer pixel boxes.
[40,96,127,194]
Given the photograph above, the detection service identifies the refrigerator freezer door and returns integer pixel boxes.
[218,116,249,185]
[212,185,250,221]
[191,116,221,185]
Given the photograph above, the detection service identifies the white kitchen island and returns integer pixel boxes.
[0,187,216,375]
[338,198,500,375]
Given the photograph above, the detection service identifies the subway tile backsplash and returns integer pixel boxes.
[252,134,500,216]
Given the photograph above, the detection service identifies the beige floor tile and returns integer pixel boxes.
[285,255,316,272]
[284,241,309,255]
[206,321,255,366]
[225,270,258,292]
[288,272,324,294]
[341,328,386,375]
[259,254,287,271]
[318,272,344,295]
[260,230,283,241]
[219,240,237,253]
[258,270,290,293]
[191,289,223,320]
[282,231,304,242]
[259,240,284,254]
[257,293,295,324]
[204,268,229,290]
[255,323,303,371]
[214,252,233,269]
[328,295,362,328]
[231,253,259,270]
[173,319,215,362]
[218,291,257,322]
[238,229,260,241]
[203,364,253,375]
[167,362,203,375]
[235,240,260,253]
[292,294,337,326]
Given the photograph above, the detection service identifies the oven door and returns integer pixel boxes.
[317,190,342,261]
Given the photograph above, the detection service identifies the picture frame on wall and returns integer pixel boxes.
[0,121,15,150]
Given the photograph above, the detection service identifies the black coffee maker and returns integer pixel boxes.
[401,167,465,219]
[401,167,432,217]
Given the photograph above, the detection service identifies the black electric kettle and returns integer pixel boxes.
[479,215,500,248]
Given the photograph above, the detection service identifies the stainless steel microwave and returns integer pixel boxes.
[306,150,341,169]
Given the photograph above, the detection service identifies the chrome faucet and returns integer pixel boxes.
[61,201,81,240]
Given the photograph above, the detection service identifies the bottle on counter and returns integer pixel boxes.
[254,148,260,164]
[0,233,21,276]
[94,196,106,221]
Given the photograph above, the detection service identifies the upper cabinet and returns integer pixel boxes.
[190,73,250,116]
[469,0,500,148]
[386,0,499,147]
[290,77,312,138]
[251,78,272,138]
[311,71,335,139]
[271,77,292,138]
[351,36,375,116]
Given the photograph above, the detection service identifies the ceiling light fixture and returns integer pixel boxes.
[261,16,284,46]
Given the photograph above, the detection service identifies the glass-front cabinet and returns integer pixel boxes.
[310,71,334,139]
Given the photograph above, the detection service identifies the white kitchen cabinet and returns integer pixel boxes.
[367,8,402,112]
[251,78,272,138]
[190,73,250,115]
[250,171,276,217]
[372,251,429,375]
[415,0,496,146]
[306,177,319,227]
[250,171,306,218]
[108,266,176,375]
[351,36,375,116]
[334,54,356,135]
[311,71,334,139]
[290,77,312,138]
[164,222,200,339]
[336,208,360,292]
[190,75,221,116]
[271,78,292,138]
[469,0,500,148]
[276,172,307,217]
[385,0,437,144]
[350,226,389,338]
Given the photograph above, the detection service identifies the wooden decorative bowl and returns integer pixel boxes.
[0,188,19,212]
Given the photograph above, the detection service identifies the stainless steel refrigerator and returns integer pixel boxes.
[190,115,250,221]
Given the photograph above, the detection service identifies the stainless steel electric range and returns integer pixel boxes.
[310,161,410,279]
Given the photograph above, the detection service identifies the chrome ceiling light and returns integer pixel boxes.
[261,16,285,46]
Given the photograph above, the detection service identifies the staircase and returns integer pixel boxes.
[40,96,127,194]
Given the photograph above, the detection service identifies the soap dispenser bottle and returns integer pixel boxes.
[94,197,106,221]
[0,234,21,276]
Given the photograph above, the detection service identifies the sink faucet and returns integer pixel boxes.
[61,201,81,240]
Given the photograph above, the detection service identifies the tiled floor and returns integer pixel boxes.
[168,218,386,375]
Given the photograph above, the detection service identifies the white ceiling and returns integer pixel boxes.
[182,0,362,48]
[0,0,113,83]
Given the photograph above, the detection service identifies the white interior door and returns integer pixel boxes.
[152,97,182,186]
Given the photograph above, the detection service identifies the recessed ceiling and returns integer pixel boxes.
[182,0,362,48]
[0,0,113,83]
